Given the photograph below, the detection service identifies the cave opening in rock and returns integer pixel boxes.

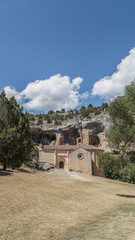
[89,134,100,146]
[63,129,80,145]
[42,133,56,145]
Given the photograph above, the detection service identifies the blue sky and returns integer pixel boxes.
[0,0,135,112]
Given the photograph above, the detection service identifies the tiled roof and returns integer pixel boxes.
[42,145,104,151]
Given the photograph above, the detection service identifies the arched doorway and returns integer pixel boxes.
[59,161,64,169]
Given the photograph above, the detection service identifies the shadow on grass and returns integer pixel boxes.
[0,170,13,176]
[16,168,34,174]
[116,194,135,198]
[0,167,34,176]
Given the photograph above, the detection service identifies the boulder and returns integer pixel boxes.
[41,162,55,171]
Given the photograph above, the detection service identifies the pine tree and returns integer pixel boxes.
[0,91,32,170]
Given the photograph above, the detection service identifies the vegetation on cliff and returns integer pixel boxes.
[28,102,109,126]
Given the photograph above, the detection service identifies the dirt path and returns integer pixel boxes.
[65,169,91,181]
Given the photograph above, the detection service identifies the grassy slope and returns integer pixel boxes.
[0,167,135,240]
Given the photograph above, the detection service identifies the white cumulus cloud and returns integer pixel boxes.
[92,48,135,99]
[4,86,23,103]
[4,74,88,112]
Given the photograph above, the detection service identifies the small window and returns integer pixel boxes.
[77,153,84,160]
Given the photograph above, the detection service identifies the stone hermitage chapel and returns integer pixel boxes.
[38,144,104,177]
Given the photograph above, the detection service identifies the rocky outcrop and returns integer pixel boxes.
[97,132,106,148]
[30,113,110,151]
[39,162,55,171]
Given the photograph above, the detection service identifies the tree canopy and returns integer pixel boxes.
[108,80,135,148]
[0,91,32,170]
[98,80,135,183]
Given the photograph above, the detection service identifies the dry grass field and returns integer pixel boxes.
[0,167,135,240]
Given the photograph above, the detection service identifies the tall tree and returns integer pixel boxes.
[0,91,32,170]
[108,80,135,163]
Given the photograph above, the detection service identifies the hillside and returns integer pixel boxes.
[0,167,135,240]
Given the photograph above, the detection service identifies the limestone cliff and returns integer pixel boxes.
[30,113,111,151]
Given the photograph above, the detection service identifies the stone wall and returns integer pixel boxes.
[39,151,54,164]
[69,148,92,174]
[90,150,104,177]
[39,148,104,176]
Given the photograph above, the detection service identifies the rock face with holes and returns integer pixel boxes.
[30,113,110,151]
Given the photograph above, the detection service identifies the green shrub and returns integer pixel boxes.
[98,153,126,180]
[94,109,101,115]
[119,164,135,183]
[48,110,54,115]
[98,153,135,183]
[67,113,73,119]
[25,160,43,170]
[54,120,62,125]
